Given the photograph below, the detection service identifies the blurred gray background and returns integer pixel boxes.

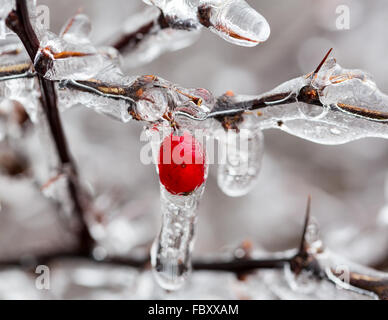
[1,0,388,299]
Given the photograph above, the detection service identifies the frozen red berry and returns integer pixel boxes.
[158,131,206,195]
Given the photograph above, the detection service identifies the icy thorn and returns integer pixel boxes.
[313,48,333,77]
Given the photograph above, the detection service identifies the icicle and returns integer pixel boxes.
[149,126,207,290]
[151,185,203,290]
[217,129,264,197]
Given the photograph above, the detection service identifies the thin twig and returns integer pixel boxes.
[112,10,169,53]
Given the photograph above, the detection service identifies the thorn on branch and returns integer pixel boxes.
[290,196,324,279]
[299,195,311,255]
[313,48,333,76]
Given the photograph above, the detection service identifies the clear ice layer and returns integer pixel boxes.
[151,185,204,290]
[143,0,270,47]
[34,13,114,81]
[224,59,388,145]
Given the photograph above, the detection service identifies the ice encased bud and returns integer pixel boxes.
[34,30,104,80]
[33,13,117,81]
[199,0,270,46]
[217,129,264,197]
[143,0,270,46]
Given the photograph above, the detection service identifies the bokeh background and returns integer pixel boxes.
[1,0,388,299]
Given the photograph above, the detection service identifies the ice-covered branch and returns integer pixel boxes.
[2,2,387,146]
[143,0,270,47]
[3,47,388,146]
[109,0,270,66]
[1,197,387,299]
[5,0,94,252]
[59,49,388,145]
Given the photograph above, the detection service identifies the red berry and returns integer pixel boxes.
[158,131,206,195]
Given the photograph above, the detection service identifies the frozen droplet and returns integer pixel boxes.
[151,185,204,290]
[217,129,264,197]
[297,102,328,120]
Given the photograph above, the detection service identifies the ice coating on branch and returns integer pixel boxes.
[0,38,39,122]
[143,0,199,29]
[119,7,200,68]
[237,59,388,145]
[316,250,388,299]
[56,80,133,122]
[34,14,113,81]
[0,77,38,122]
[217,129,264,197]
[151,185,204,290]
[57,73,214,124]
[143,0,270,46]
[198,0,270,46]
